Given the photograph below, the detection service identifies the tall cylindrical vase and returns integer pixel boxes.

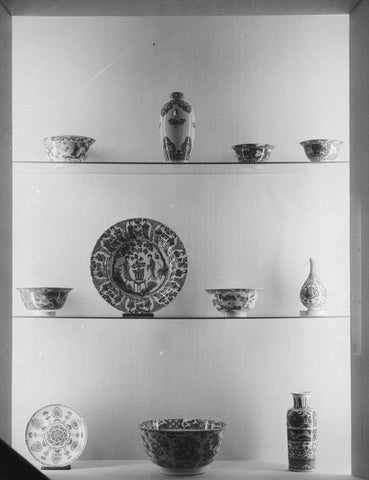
[159,92,195,162]
[300,258,328,316]
[287,392,317,472]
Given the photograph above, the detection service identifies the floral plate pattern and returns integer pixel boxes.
[90,218,188,315]
[25,404,87,468]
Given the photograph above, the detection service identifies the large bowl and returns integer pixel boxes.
[231,143,274,163]
[206,288,260,317]
[17,287,72,316]
[300,139,343,162]
[42,135,95,162]
[139,418,226,476]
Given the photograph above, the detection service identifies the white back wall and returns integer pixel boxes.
[12,16,349,164]
[12,16,350,470]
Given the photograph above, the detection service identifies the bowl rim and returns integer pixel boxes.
[16,287,73,292]
[138,418,227,432]
[231,143,274,149]
[42,135,96,144]
[300,139,343,146]
[205,288,262,293]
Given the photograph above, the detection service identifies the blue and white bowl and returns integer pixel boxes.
[206,288,260,317]
[17,287,72,316]
[42,135,95,162]
[300,139,343,162]
[231,143,274,163]
[139,418,226,475]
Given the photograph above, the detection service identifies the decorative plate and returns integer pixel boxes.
[25,404,87,468]
[90,218,188,315]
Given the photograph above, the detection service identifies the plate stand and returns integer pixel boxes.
[41,465,71,470]
[122,313,154,318]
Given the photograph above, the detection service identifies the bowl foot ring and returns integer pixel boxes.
[160,467,206,476]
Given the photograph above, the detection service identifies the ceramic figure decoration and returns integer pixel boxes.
[139,418,226,476]
[159,92,195,162]
[300,258,328,316]
[90,217,188,316]
[287,392,317,472]
[25,404,87,470]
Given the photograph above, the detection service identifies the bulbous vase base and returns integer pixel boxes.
[289,466,315,472]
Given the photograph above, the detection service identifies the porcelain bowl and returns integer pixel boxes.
[206,288,260,317]
[231,143,274,163]
[300,139,343,162]
[17,287,73,316]
[139,418,226,475]
[42,135,95,162]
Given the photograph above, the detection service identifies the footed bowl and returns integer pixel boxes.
[231,143,274,163]
[300,139,343,162]
[17,287,72,316]
[206,288,260,317]
[42,135,95,162]
[139,418,226,476]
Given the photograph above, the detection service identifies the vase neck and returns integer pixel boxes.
[309,258,316,275]
[292,392,311,409]
[171,92,184,100]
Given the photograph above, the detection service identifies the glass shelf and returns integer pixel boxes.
[13,314,350,319]
[13,160,349,175]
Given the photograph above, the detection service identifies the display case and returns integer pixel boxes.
[1,1,368,478]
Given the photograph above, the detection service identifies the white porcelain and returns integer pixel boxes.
[17,287,72,316]
[91,218,188,315]
[300,139,343,162]
[42,135,95,162]
[25,404,87,469]
[300,258,328,315]
[159,92,196,162]
[287,392,317,472]
[206,288,260,316]
[231,144,274,163]
[139,418,226,475]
